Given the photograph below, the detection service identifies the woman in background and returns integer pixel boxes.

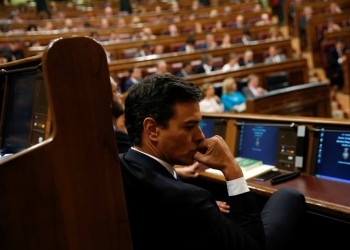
[221,77,246,112]
[199,83,224,112]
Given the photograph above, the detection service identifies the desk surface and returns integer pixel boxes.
[199,170,350,221]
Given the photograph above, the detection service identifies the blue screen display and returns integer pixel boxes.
[1,71,37,154]
[199,119,215,139]
[315,129,350,184]
[238,123,280,165]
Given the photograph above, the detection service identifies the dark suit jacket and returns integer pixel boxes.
[119,149,265,250]
[238,60,257,67]
[194,64,215,74]
[241,86,256,99]
[326,46,348,79]
[124,78,140,92]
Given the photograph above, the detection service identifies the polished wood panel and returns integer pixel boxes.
[245,82,332,117]
[0,37,132,249]
[184,58,309,89]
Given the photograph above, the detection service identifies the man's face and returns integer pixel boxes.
[132,68,142,80]
[269,47,277,56]
[156,102,204,166]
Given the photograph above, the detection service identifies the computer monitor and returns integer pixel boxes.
[310,127,350,184]
[266,72,289,91]
[199,118,227,139]
[0,63,49,155]
[235,121,305,170]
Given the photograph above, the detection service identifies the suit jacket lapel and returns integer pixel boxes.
[123,149,175,180]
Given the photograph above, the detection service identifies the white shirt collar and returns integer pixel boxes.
[131,147,177,179]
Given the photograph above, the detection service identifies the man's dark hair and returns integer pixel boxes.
[186,36,196,45]
[243,29,251,36]
[124,74,202,146]
[128,66,135,74]
[182,61,191,68]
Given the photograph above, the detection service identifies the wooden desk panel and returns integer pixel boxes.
[184,58,309,90]
[107,38,293,73]
[245,82,332,117]
[197,113,350,221]
[199,169,350,221]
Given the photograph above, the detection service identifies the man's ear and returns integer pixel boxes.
[144,117,159,141]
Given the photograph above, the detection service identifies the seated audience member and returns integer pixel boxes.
[27,24,37,31]
[242,74,268,98]
[155,60,169,74]
[326,37,349,91]
[255,13,275,26]
[194,54,216,74]
[135,42,153,57]
[2,38,24,62]
[220,33,232,48]
[236,29,255,45]
[221,77,246,112]
[193,22,204,34]
[328,2,342,14]
[121,73,306,250]
[42,21,54,31]
[178,36,196,52]
[114,76,211,191]
[176,61,194,77]
[89,31,100,41]
[188,11,197,21]
[211,20,224,33]
[168,24,179,37]
[62,18,76,32]
[222,53,240,72]
[253,2,263,12]
[232,14,245,28]
[318,19,342,43]
[109,31,119,42]
[200,33,217,49]
[125,67,143,92]
[239,50,256,67]
[265,27,284,41]
[154,44,164,55]
[117,17,127,28]
[199,83,224,112]
[326,19,341,32]
[209,9,219,19]
[191,0,200,11]
[104,6,113,17]
[172,11,182,23]
[140,27,157,40]
[264,45,287,63]
[100,18,110,28]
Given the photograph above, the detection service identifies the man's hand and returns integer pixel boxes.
[194,136,243,181]
[216,201,230,214]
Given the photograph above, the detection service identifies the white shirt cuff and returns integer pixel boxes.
[226,177,250,196]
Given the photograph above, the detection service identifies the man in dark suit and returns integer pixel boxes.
[238,49,257,67]
[176,61,193,77]
[326,37,348,91]
[178,36,196,53]
[124,66,142,92]
[120,73,306,250]
[264,45,287,63]
[194,54,216,74]
[235,29,255,45]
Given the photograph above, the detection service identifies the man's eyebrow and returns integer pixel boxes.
[184,119,200,125]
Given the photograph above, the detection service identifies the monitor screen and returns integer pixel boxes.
[236,121,299,169]
[1,71,37,154]
[238,123,279,165]
[199,118,227,139]
[313,128,350,184]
